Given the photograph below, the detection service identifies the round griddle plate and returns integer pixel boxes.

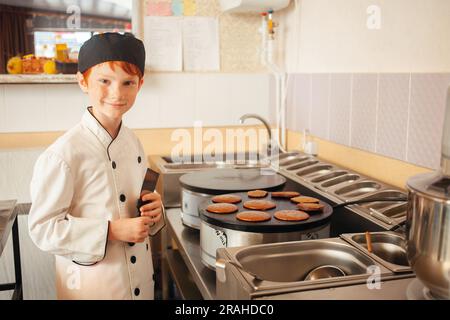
[199,192,333,233]
[180,168,286,195]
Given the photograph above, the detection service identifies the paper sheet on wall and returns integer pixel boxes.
[144,16,182,71]
[146,1,172,16]
[182,17,220,71]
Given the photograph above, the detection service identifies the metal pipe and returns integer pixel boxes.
[239,113,272,142]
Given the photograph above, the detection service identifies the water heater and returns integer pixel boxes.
[219,0,290,13]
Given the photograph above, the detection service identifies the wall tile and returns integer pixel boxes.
[268,74,277,126]
[329,74,351,145]
[286,74,296,131]
[310,74,330,139]
[195,74,233,126]
[44,84,86,131]
[127,77,162,129]
[376,74,410,160]
[158,74,196,128]
[350,74,378,152]
[230,74,270,126]
[293,73,311,132]
[407,73,450,169]
[0,148,44,202]
[3,85,47,132]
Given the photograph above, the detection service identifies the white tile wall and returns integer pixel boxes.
[286,72,450,170]
[329,74,352,146]
[407,74,450,168]
[44,84,87,131]
[0,73,271,133]
[0,148,44,203]
[377,74,410,160]
[310,74,330,139]
[229,74,270,126]
[293,73,311,132]
[3,85,48,132]
[195,74,232,126]
[350,74,378,152]
[286,75,296,131]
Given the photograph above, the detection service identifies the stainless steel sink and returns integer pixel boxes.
[215,238,397,299]
[163,163,220,170]
[334,181,382,199]
[341,232,411,273]
[162,162,268,171]
[233,239,388,284]
[216,237,413,299]
[154,152,267,207]
[162,151,261,164]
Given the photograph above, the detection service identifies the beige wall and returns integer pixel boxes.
[0,125,265,155]
[278,0,450,72]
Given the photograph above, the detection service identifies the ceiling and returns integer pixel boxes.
[0,0,132,19]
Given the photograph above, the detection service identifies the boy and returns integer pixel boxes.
[29,33,162,300]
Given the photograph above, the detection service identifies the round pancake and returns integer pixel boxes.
[236,211,271,222]
[297,202,325,212]
[206,203,238,214]
[274,210,310,221]
[271,191,301,198]
[211,194,242,204]
[290,196,320,204]
[247,190,268,198]
[243,200,276,210]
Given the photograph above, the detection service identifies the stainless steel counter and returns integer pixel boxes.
[0,200,17,256]
[165,208,216,300]
[164,207,417,300]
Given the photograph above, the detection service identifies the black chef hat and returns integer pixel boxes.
[78,32,145,75]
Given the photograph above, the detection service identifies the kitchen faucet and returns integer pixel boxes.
[239,113,274,156]
[239,114,272,141]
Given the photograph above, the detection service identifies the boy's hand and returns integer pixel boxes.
[139,192,162,223]
[108,217,152,243]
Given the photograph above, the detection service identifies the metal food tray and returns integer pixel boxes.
[340,231,412,273]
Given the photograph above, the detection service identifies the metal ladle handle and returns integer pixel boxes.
[441,86,450,176]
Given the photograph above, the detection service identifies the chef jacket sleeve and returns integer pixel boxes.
[28,151,109,264]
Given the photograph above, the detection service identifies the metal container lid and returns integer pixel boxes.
[179,168,286,195]
[406,171,450,202]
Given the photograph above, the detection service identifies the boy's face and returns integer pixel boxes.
[77,62,143,122]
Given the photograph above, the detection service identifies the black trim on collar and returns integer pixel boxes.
[86,106,123,161]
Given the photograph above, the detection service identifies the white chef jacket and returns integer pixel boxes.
[29,107,154,300]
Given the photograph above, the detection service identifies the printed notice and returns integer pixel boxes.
[146,0,172,16]
[144,16,183,71]
[182,17,220,71]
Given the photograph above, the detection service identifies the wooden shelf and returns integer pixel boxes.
[0,74,77,84]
